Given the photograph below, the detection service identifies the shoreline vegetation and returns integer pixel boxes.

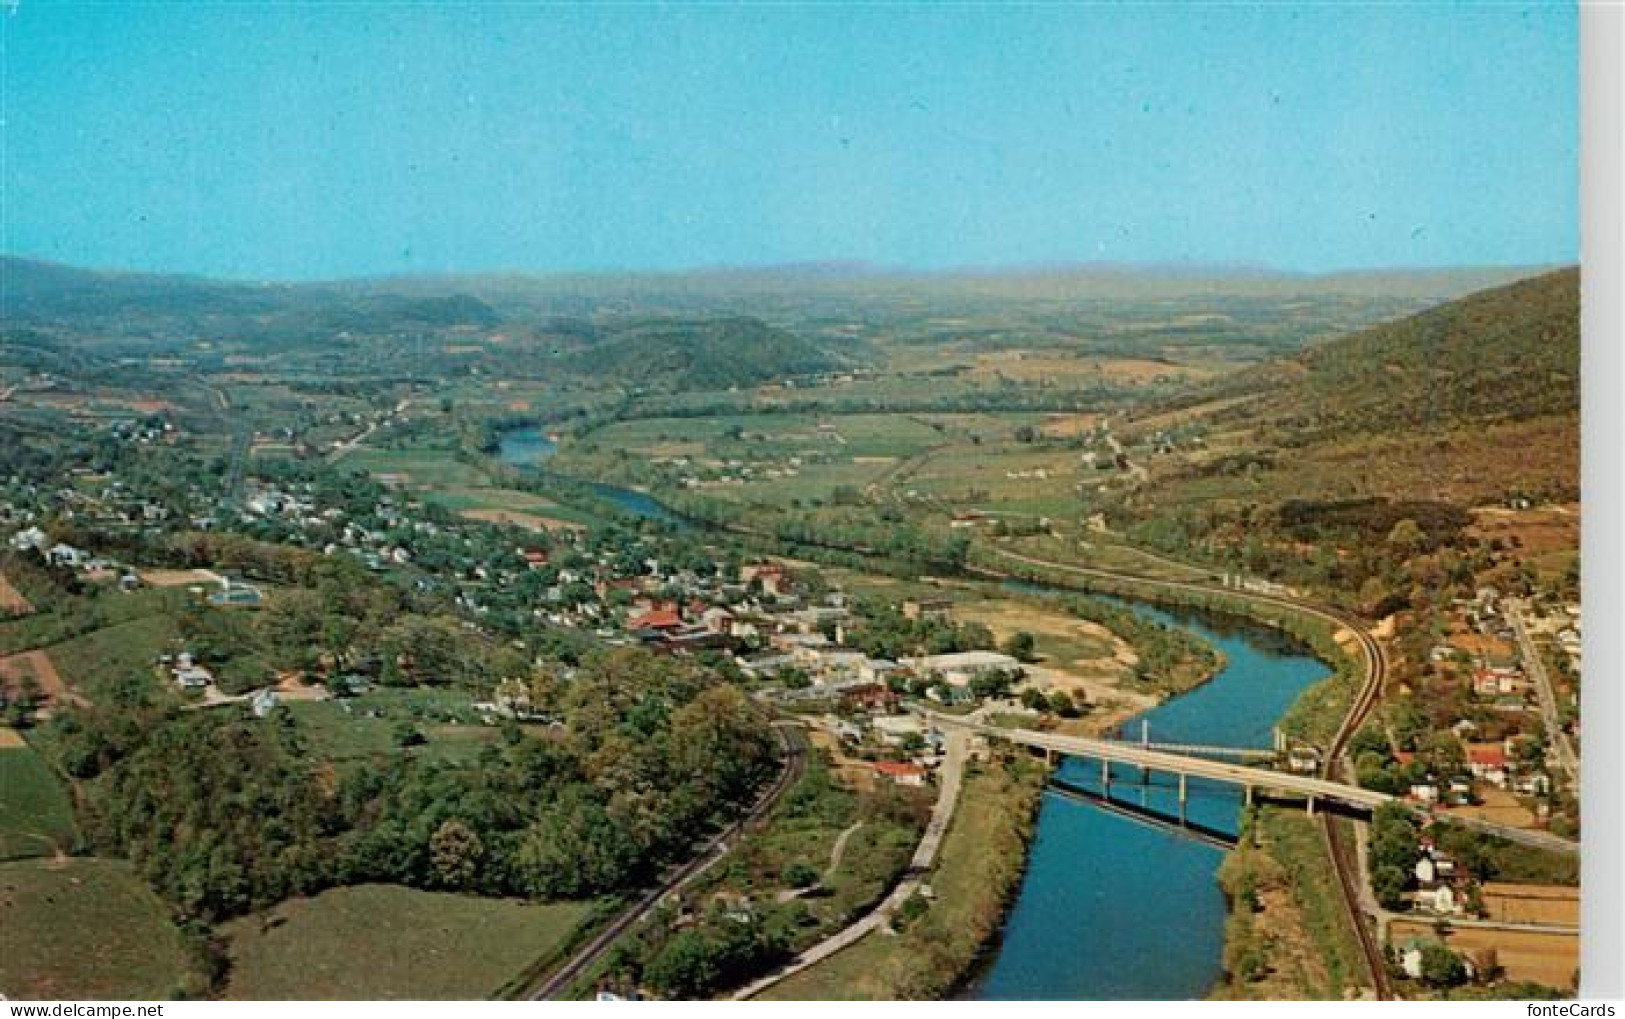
[1213,809,1371,1000]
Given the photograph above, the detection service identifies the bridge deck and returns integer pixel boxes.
[927,713,1579,855]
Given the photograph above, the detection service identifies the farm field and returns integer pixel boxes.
[341,447,490,489]
[0,857,197,1000]
[417,486,596,530]
[0,650,87,715]
[282,688,503,768]
[0,741,77,860]
[988,532,1216,584]
[42,615,181,704]
[570,413,947,466]
[1439,787,1541,831]
[1478,883,1580,928]
[948,596,1129,675]
[220,884,593,999]
[1389,919,1578,992]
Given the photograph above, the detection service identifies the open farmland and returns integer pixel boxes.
[221,884,593,999]
[0,741,77,860]
[341,447,491,489]
[280,688,503,769]
[0,857,197,1000]
[0,650,88,714]
[1479,883,1580,928]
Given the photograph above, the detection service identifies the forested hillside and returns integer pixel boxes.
[1231,267,1579,439]
[561,316,844,390]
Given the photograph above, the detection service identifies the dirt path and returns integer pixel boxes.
[0,649,90,711]
[0,572,33,616]
[823,821,864,883]
[735,730,969,999]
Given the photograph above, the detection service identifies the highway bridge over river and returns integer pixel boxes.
[922,712,1579,856]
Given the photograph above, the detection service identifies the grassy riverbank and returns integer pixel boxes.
[757,753,1045,1000]
[1213,808,1371,1000]
[973,546,1364,744]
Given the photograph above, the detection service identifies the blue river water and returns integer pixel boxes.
[496,425,557,465]
[494,425,1330,998]
[967,597,1330,1000]
[497,425,682,525]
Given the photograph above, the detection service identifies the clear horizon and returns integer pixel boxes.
[3,3,1579,281]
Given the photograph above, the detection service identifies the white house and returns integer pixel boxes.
[9,526,47,552]
[871,714,926,746]
[47,543,85,568]
[901,650,1022,689]
[174,665,213,690]
[251,688,280,718]
[1414,856,1438,886]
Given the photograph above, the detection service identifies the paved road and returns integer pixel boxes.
[528,719,807,1000]
[1506,599,1580,792]
[732,729,970,1000]
[925,712,1394,812]
[328,398,411,462]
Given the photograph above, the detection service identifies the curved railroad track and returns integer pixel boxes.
[527,719,808,1000]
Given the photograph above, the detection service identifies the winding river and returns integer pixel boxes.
[495,426,1331,999]
[497,425,683,524]
[967,598,1329,999]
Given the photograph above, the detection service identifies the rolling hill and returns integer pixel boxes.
[1131,267,1581,508]
[1224,267,1579,438]
[559,316,846,390]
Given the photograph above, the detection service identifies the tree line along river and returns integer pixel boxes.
[496,425,1332,999]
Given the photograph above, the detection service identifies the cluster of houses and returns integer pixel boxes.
[1433,587,1535,711]
[2,473,175,536]
[158,650,280,716]
[8,526,271,609]
[242,482,428,574]
[1395,734,1550,812]
[1409,837,1468,916]
[164,650,215,690]
[10,526,143,592]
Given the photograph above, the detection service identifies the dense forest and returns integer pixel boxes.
[43,647,779,923]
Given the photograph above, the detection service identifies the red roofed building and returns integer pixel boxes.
[1465,743,1510,787]
[628,607,683,632]
[840,683,900,713]
[1467,744,1507,768]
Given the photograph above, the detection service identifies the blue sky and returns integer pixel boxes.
[2,2,1578,279]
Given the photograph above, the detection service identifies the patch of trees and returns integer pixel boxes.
[45,647,779,923]
[1369,803,1422,910]
[1277,498,1470,549]
[843,598,994,660]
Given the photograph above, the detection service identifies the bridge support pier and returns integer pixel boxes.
[1178,773,1188,825]
[1243,785,1253,808]
[1101,757,1111,796]
[1306,794,1316,817]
